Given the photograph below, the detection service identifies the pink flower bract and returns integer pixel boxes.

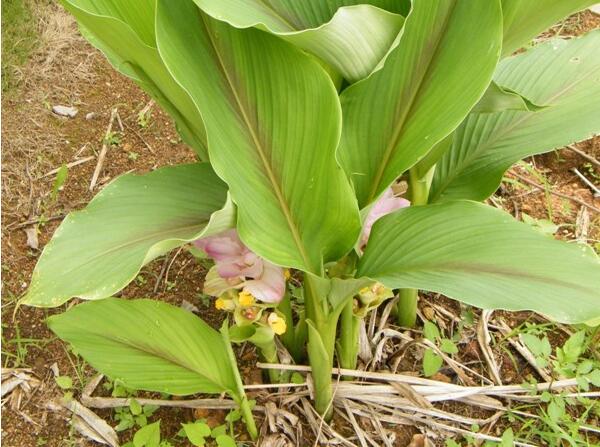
[361,188,410,247]
[195,229,285,303]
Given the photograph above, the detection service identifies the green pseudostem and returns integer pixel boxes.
[278,291,306,363]
[335,253,361,372]
[255,337,281,384]
[304,274,337,420]
[338,300,360,372]
[220,322,258,440]
[396,166,434,327]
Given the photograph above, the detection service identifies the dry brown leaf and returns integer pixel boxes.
[57,399,119,447]
[260,434,293,447]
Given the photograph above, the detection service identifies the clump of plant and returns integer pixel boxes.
[21,0,600,438]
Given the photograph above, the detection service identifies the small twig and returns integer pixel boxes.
[163,247,184,292]
[89,108,118,191]
[41,156,95,178]
[477,310,502,385]
[6,214,65,231]
[572,168,600,197]
[82,395,239,410]
[153,256,170,294]
[258,363,581,397]
[366,404,394,447]
[124,122,155,154]
[509,171,600,214]
[139,99,155,118]
[493,320,553,382]
[351,407,536,447]
[567,144,600,168]
[114,109,124,132]
[342,400,369,447]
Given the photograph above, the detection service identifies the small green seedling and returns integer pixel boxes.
[50,164,68,203]
[132,421,161,447]
[55,375,73,390]
[55,375,74,401]
[521,333,552,368]
[178,419,238,447]
[115,400,158,432]
[104,131,121,146]
[181,421,211,446]
[421,320,458,377]
[137,108,153,129]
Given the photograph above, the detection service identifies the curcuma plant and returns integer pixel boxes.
[21,0,600,436]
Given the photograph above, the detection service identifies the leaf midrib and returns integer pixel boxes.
[366,261,597,294]
[43,222,207,278]
[367,1,457,203]
[67,323,229,392]
[432,51,599,200]
[257,0,302,30]
[199,14,314,272]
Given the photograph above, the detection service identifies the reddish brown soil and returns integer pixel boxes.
[2,5,599,447]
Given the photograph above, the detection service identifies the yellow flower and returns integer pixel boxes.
[284,269,291,280]
[267,312,287,335]
[215,297,235,311]
[238,291,256,307]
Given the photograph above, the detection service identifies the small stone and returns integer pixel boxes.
[24,227,38,250]
[85,112,96,120]
[52,105,78,118]
[589,4,600,15]
[180,299,199,313]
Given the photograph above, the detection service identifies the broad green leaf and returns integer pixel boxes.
[411,134,454,181]
[55,376,73,390]
[440,339,458,355]
[338,0,503,207]
[521,334,551,359]
[61,0,208,158]
[589,369,600,387]
[48,299,238,395]
[423,321,440,342]
[215,435,237,447]
[306,320,333,399]
[500,428,514,447]
[192,0,405,83]
[501,0,596,56]
[357,201,600,325]
[156,2,360,274]
[547,399,565,423]
[557,330,586,364]
[182,422,211,446]
[22,164,234,307]
[472,81,545,113]
[51,164,68,202]
[192,0,408,31]
[130,399,142,416]
[430,32,600,203]
[134,421,161,447]
[423,349,443,377]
